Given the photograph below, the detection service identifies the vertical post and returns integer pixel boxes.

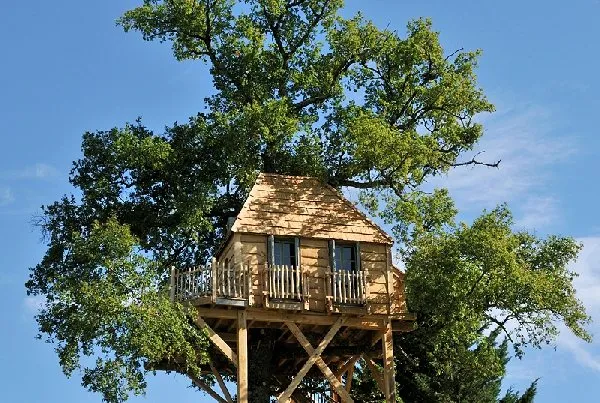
[169,266,176,302]
[212,258,217,303]
[237,310,248,403]
[382,319,396,402]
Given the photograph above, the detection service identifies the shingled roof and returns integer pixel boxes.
[230,173,393,244]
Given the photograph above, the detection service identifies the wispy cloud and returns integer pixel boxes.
[514,196,560,230]
[555,237,600,372]
[1,163,59,180]
[431,103,574,230]
[0,187,15,206]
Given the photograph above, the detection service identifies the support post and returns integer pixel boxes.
[212,257,217,303]
[382,319,396,402]
[169,266,176,302]
[237,310,248,403]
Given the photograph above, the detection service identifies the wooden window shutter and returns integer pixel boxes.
[294,237,300,268]
[328,239,336,271]
[355,242,361,271]
[267,235,275,266]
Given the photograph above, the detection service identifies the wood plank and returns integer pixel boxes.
[278,318,348,403]
[196,316,238,367]
[237,310,248,403]
[345,364,355,393]
[209,356,233,403]
[382,319,396,401]
[364,356,385,396]
[196,308,388,330]
[285,322,353,402]
[190,376,230,403]
[335,355,361,378]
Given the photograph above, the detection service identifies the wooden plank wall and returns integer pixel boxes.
[360,242,390,315]
[239,234,268,306]
[220,236,236,265]
[299,238,329,312]
[221,233,406,315]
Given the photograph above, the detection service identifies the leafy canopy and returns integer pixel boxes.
[26,1,590,402]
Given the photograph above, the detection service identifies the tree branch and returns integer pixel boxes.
[450,152,501,168]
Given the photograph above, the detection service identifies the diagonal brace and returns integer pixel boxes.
[280,318,354,403]
[196,316,238,367]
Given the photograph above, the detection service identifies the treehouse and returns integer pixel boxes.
[169,173,415,403]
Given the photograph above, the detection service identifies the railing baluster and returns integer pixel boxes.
[278,265,283,299]
[269,266,273,299]
[332,269,337,304]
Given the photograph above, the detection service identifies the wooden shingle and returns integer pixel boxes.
[231,173,393,244]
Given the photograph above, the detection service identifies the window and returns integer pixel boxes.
[335,244,357,271]
[268,236,300,268]
[274,238,296,267]
[329,240,360,272]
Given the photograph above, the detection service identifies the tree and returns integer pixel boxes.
[25,1,590,402]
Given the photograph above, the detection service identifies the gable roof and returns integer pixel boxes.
[230,173,393,244]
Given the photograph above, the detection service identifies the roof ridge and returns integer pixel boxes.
[258,172,322,180]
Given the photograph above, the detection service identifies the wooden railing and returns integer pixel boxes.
[170,262,368,307]
[216,263,250,299]
[328,269,367,305]
[170,261,250,302]
[264,264,303,301]
[171,265,213,301]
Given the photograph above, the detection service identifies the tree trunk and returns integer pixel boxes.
[248,328,278,403]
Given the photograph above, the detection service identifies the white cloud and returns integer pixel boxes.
[0,187,15,206]
[17,163,59,179]
[1,163,59,180]
[556,237,600,372]
[514,196,560,230]
[430,103,574,230]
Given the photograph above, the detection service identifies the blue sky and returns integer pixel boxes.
[1,0,599,402]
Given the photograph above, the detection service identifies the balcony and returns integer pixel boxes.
[170,260,367,310]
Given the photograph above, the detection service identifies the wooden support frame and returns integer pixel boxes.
[208,356,233,403]
[238,310,249,403]
[279,318,354,403]
[363,356,386,396]
[196,316,238,366]
[382,319,396,401]
[190,375,230,403]
[195,307,415,330]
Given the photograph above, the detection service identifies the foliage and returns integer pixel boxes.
[389,206,587,402]
[26,1,590,402]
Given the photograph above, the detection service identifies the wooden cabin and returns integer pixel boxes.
[170,173,415,403]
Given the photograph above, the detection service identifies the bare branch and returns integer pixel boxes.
[450,151,501,168]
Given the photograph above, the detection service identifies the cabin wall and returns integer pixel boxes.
[391,269,407,314]
[238,233,268,306]
[218,234,236,267]
[220,233,406,315]
[360,242,391,315]
[299,238,329,312]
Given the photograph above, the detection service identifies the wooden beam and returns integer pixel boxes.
[345,364,355,393]
[283,319,354,403]
[195,307,406,330]
[278,318,346,403]
[237,310,249,403]
[364,356,385,396]
[335,355,361,378]
[209,356,233,403]
[190,375,229,403]
[382,319,396,402]
[196,316,238,367]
